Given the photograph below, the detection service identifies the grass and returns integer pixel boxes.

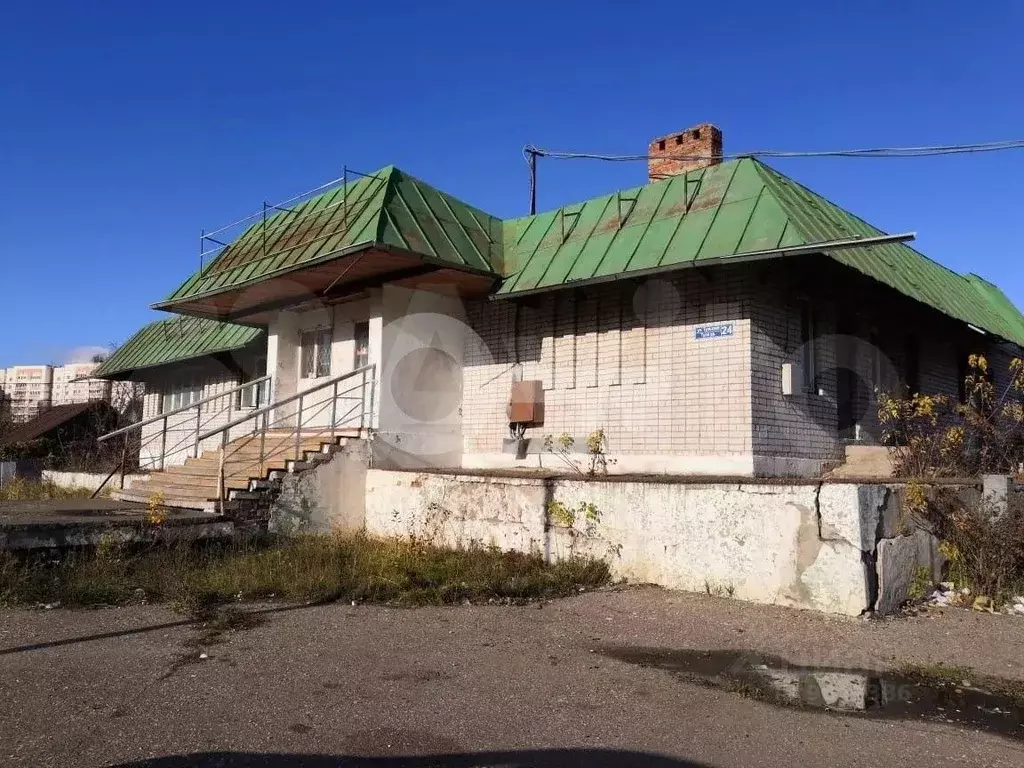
[0,478,95,501]
[0,533,610,610]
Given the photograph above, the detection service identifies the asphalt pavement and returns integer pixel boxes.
[2,587,1022,767]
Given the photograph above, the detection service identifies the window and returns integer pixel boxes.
[957,350,990,405]
[300,327,332,379]
[799,301,816,392]
[161,376,201,413]
[353,321,370,369]
[239,357,267,409]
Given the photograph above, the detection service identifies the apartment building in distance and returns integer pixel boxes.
[0,361,136,423]
[51,362,113,406]
[0,365,54,423]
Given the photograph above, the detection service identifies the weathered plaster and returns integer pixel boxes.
[269,441,369,534]
[362,470,943,615]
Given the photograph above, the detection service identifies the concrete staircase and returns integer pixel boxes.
[826,444,894,479]
[115,430,359,512]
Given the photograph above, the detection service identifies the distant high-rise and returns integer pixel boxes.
[0,361,131,423]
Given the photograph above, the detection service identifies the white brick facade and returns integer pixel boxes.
[461,269,755,474]
[459,258,1023,477]
[137,355,261,470]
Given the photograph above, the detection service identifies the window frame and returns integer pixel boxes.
[353,321,370,370]
[238,356,268,409]
[300,326,333,379]
[161,374,202,414]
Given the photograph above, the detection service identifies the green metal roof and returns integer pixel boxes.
[158,166,502,307]
[154,157,1024,348]
[94,317,264,379]
[755,161,1024,347]
[498,157,1024,346]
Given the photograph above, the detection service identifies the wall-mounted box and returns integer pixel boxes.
[781,363,803,396]
[507,380,545,425]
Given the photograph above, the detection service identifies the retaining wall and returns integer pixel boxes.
[362,470,947,616]
[41,470,148,492]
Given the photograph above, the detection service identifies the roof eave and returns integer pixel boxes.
[492,232,917,301]
[152,241,502,320]
[151,242,378,312]
[94,341,263,381]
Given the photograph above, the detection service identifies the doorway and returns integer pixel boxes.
[836,313,859,440]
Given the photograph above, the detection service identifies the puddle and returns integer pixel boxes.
[598,647,1024,740]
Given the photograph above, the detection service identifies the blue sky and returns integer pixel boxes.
[1,0,1022,366]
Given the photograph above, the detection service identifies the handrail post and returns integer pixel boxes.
[193,401,202,459]
[330,380,338,440]
[295,395,303,461]
[368,365,375,430]
[218,430,227,515]
[119,435,128,491]
[259,410,267,477]
[361,368,367,428]
[159,416,167,471]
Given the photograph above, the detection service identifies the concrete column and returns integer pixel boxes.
[374,285,467,468]
[267,310,299,426]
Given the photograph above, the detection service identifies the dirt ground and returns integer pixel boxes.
[2,586,1023,767]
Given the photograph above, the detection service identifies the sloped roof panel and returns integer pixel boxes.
[159,167,503,309]
[93,317,264,379]
[495,157,1024,347]
[150,155,1024,348]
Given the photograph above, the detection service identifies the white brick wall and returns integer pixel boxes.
[461,269,755,471]
[748,259,1024,474]
[136,355,260,470]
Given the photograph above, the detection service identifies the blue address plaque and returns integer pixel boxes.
[694,323,735,340]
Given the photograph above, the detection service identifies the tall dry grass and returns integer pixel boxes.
[0,533,610,610]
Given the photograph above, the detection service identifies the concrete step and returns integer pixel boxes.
[112,488,220,511]
[827,444,894,479]
[141,475,248,493]
[111,431,361,511]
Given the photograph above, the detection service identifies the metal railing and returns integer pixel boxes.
[92,375,271,498]
[195,364,376,509]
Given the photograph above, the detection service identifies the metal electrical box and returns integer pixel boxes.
[781,363,803,396]
[508,380,545,426]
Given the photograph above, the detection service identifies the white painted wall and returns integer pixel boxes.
[139,362,245,469]
[373,285,468,468]
[265,295,381,431]
[364,470,935,616]
[267,309,299,427]
[42,470,147,492]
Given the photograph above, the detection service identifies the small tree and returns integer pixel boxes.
[878,355,1024,604]
[878,355,1024,478]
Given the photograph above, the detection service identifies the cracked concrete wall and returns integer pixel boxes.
[364,470,939,616]
[269,441,369,534]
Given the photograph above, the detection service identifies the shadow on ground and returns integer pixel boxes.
[112,749,708,767]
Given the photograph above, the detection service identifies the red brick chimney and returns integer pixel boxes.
[648,123,723,182]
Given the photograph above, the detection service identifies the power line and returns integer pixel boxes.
[523,138,1024,163]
